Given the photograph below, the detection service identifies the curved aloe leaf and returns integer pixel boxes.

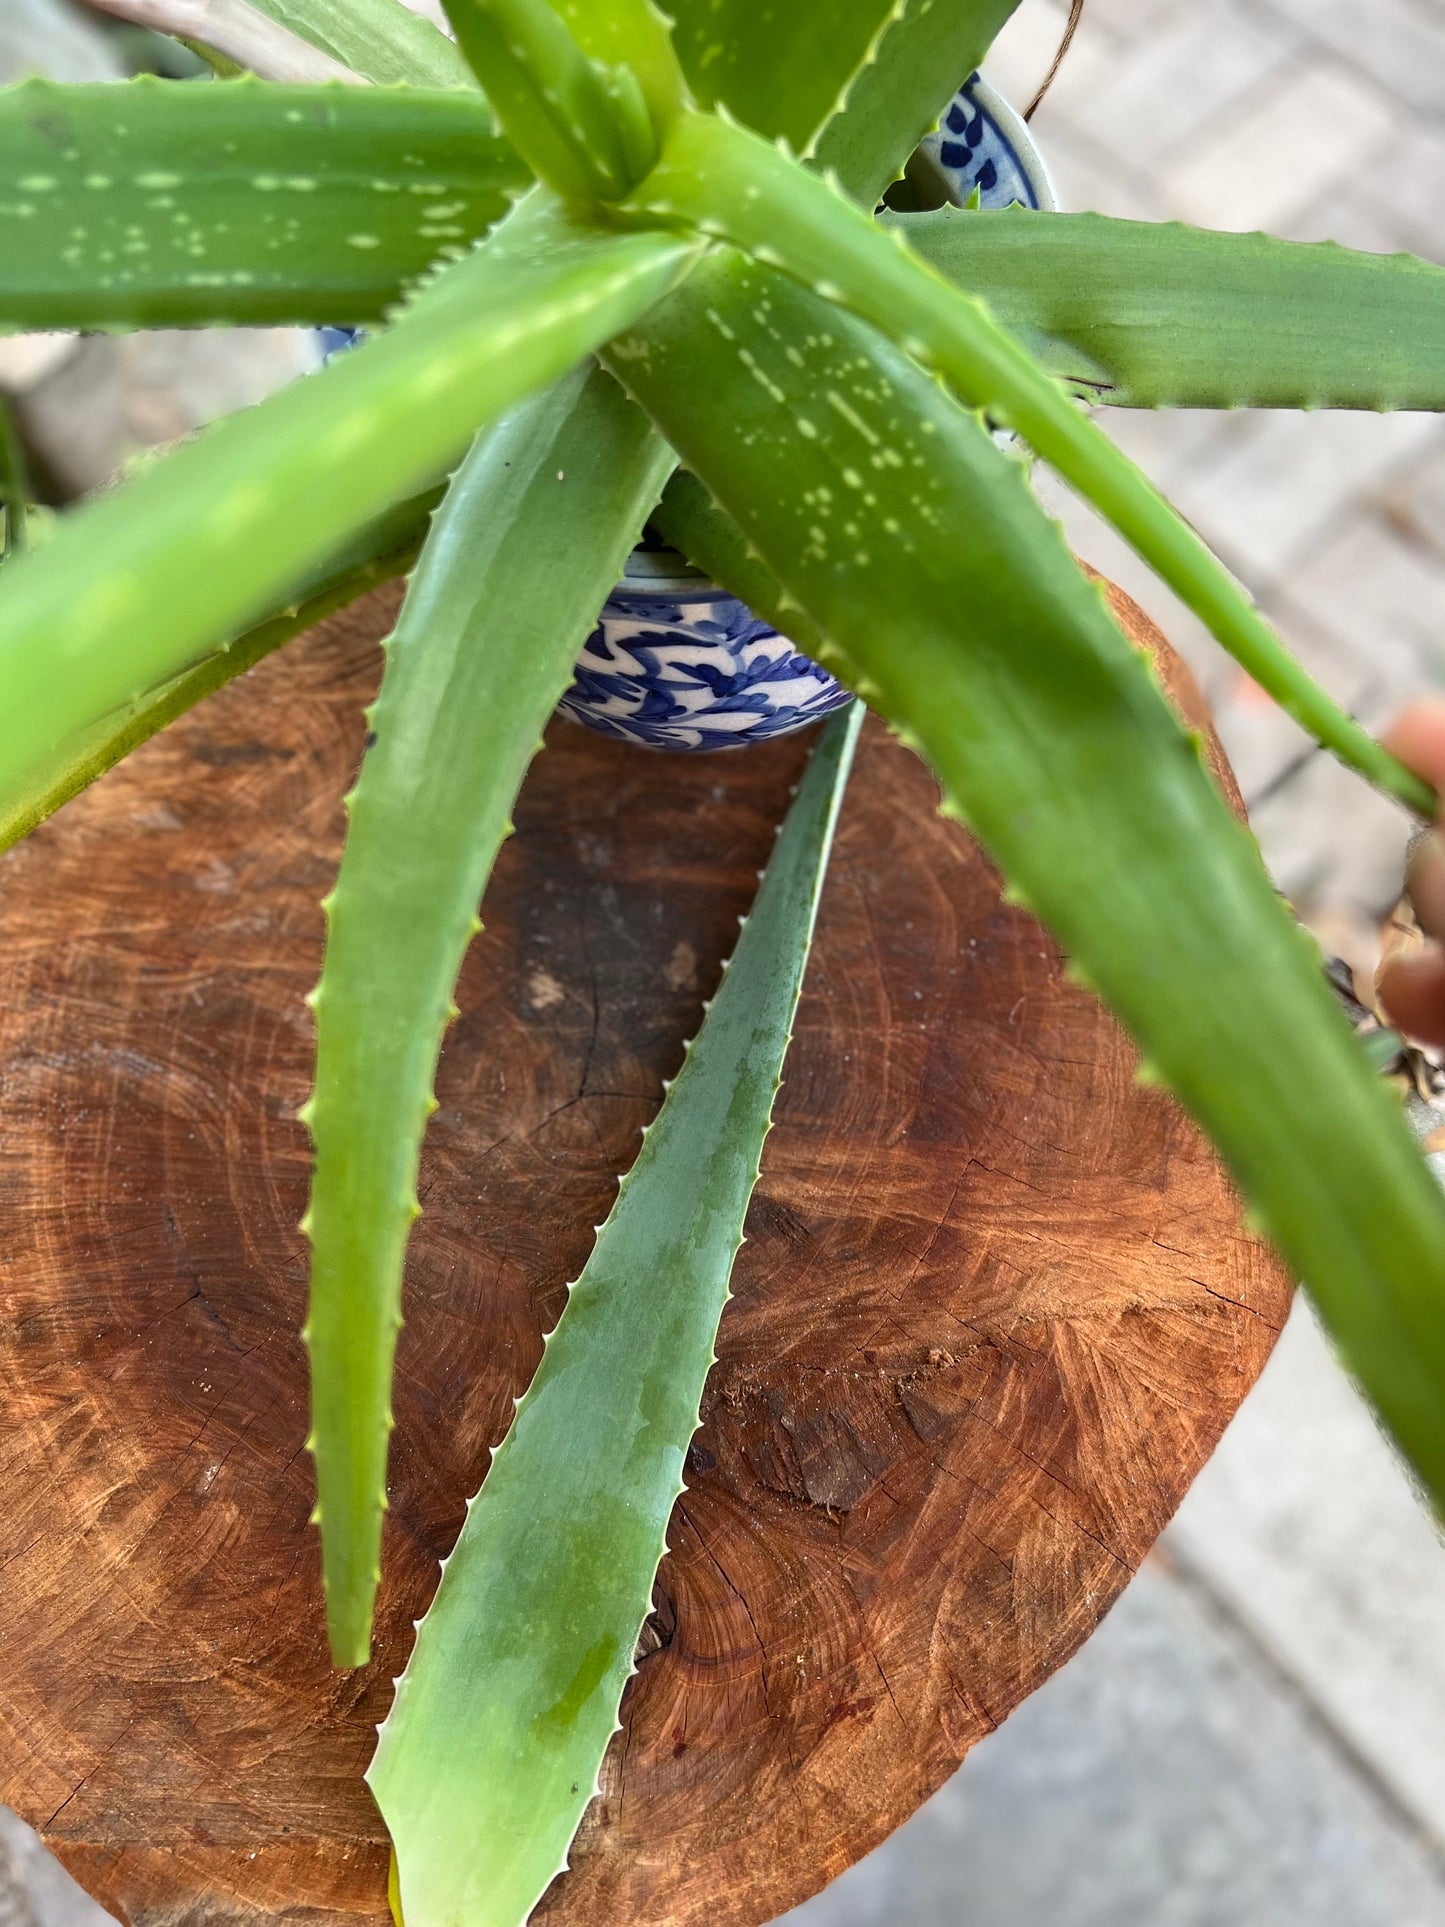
[246,0,476,87]
[89,0,363,82]
[611,250,1445,1509]
[0,190,699,838]
[0,78,529,333]
[814,3,1023,203]
[0,487,439,854]
[304,364,677,1668]
[663,0,1018,182]
[898,206,1445,411]
[369,700,862,1927]
[622,111,1433,817]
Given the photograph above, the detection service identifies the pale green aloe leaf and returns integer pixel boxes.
[440,0,648,200]
[0,77,529,334]
[0,486,438,854]
[369,698,862,1926]
[896,206,1445,410]
[662,0,1019,182]
[545,0,688,136]
[610,249,1445,1509]
[303,364,677,1669]
[246,0,476,86]
[0,190,700,839]
[622,111,1433,817]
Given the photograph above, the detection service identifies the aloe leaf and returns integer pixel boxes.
[545,0,687,135]
[88,0,363,83]
[0,486,438,854]
[0,190,699,843]
[610,250,1445,1508]
[303,364,677,1668]
[623,112,1433,818]
[245,0,476,87]
[813,0,1023,204]
[898,206,1445,411]
[0,77,529,333]
[441,0,647,200]
[369,698,862,1927]
[663,0,1018,181]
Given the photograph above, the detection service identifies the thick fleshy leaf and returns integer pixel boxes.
[546,0,688,136]
[303,365,677,1668]
[609,249,1445,1509]
[814,0,1022,202]
[0,190,700,839]
[898,206,1445,410]
[0,487,437,853]
[664,0,1018,181]
[623,111,1431,815]
[440,0,651,201]
[0,77,529,333]
[369,700,862,1927]
[246,0,476,86]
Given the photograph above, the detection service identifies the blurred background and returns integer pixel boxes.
[2,0,1444,1921]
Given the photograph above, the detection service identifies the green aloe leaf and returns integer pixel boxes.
[622,111,1432,816]
[303,364,677,1668]
[0,77,529,333]
[898,206,1445,410]
[663,0,1018,180]
[440,0,652,201]
[545,0,688,134]
[814,1,1023,204]
[0,487,438,854]
[0,189,699,840]
[369,699,862,1927]
[246,0,476,87]
[611,249,1445,1509]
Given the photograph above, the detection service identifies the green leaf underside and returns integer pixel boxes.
[369,700,862,1927]
[246,0,477,88]
[663,0,1018,191]
[0,78,529,333]
[304,365,678,1668]
[0,488,437,855]
[0,191,699,838]
[622,112,1434,817]
[610,249,1445,1507]
[897,206,1445,410]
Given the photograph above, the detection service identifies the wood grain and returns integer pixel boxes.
[0,580,1289,1927]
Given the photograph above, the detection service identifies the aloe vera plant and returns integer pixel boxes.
[4,0,1445,1917]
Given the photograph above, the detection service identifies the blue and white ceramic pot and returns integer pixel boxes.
[555,545,856,751]
[562,73,1054,752]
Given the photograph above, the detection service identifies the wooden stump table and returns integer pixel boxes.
[0,582,1290,1927]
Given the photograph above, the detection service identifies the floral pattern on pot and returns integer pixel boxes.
[556,73,1052,753]
[917,73,1057,214]
[556,584,856,751]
